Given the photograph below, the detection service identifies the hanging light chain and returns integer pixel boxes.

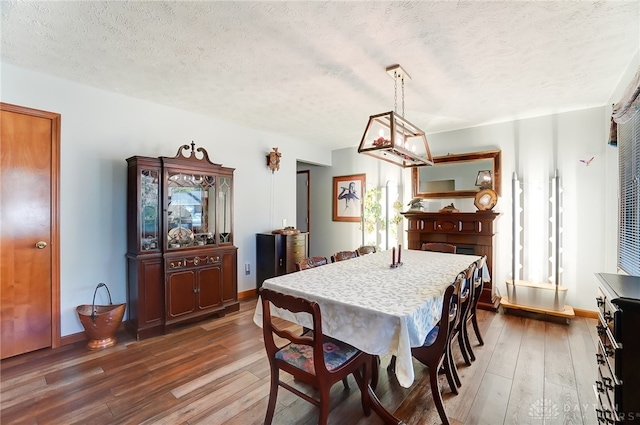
[402,76,405,117]
[393,71,398,114]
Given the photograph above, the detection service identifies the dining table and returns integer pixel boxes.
[253,248,485,424]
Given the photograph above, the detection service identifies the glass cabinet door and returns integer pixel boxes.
[166,171,216,249]
[218,176,232,244]
[140,169,160,251]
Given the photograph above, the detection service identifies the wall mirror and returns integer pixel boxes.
[411,150,501,198]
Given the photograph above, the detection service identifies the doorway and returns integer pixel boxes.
[296,171,309,233]
[1,103,61,358]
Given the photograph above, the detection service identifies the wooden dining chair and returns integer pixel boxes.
[462,255,487,361]
[409,275,463,425]
[356,245,377,256]
[447,263,477,389]
[258,288,371,425]
[421,242,457,254]
[295,256,329,271]
[330,250,359,262]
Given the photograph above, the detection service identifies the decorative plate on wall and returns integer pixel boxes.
[474,188,498,211]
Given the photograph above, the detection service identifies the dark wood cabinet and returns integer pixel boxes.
[595,273,640,424]
[126,143,238,340]
[402,211,500,311]
[256,232,308,288]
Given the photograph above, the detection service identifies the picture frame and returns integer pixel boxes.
[332,173,365,222]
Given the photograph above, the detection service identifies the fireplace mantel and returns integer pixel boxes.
[402,211,501,311]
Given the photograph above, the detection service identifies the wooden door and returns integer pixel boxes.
[0,103,60,359]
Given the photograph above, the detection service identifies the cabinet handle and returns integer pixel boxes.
[603,311,613,323]
[279,259,283,266]
[596,296,605,307]
[595,380,605,393]
[595,408,605,423]
[596,353,606,365]
[596,324,607,336]
[602,377,613,390]
[604,344,615,357]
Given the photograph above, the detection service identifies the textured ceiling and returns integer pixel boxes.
[1,1,639,150]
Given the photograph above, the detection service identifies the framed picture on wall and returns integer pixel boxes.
[332,173,365,222]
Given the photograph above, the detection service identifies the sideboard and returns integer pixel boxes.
[402,211,501,311]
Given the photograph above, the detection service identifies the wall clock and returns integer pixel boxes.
[266,147,281,173]
[474,188,498,211]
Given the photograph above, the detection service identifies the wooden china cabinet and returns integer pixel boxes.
[126,142,238,340]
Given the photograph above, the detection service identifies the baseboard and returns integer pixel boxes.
[239,288,257,300]
[573,308,598,319]
[60,331,86,346]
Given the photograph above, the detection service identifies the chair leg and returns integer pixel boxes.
[442,352,458,395]
[264,368,279,425]
[342,377,350,389]
[318,385,331,425]
[457,330,472,366]
[463,323,476,361]
[429,364,451,425]
[371,355,380,391]
[387,355,397,372]
[447,342,462,388]
[471,314,485,346]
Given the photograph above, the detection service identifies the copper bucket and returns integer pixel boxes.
[76,283,126,350]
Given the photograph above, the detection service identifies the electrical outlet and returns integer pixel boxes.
[245,263,250,275]
[282,219,287,228]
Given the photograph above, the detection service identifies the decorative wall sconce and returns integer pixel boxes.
[358,64,433,168]
[475,170,493,189]
[266,147,281,173]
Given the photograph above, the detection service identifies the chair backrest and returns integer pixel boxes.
[456,263,477,330]
[356,245,376,256]
[421,242,457,254]
[295,256,329,271]
[331,250,359,263]
[259,288,327,375]
[470,255,487,309]
[437,276,462,349]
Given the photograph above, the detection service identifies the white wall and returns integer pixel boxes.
[1,63,332,336]
[311,108,610,311]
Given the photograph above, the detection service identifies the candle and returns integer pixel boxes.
[392,247,396,266]
[398,244,402,264]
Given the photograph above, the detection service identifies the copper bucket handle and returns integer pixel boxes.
[91,283,113,322]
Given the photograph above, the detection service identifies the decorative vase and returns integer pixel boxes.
[76,283,126,350]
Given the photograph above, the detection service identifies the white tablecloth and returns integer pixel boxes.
[253,249,482,388]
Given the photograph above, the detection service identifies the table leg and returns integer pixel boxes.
[363,354,406,425]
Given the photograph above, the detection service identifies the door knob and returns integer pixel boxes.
[35,241,47,249]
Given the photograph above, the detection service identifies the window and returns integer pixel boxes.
[618,112,640,276]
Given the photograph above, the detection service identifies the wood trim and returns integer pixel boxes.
[239,288,257,300]
[0,103,61,350]
[573,308,598,319]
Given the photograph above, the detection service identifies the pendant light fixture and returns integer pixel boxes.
[358,64,433,168]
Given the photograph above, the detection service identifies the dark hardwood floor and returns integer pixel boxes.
[1,299,599,425]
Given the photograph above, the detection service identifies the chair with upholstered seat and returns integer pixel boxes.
[331,250,359,262]
[356,245,377,256]
[462,255,487,361]
[447,263,476,389]
[410,274,463,425]
[421,242,457,254]
[259,287,371,425]
[295,256,329,271]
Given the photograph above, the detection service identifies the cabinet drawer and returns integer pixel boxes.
[596,389,621,425]
[597,288,622,339]
[166,254,221,270]
[598,339,622,384]
[597,360,623,414]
